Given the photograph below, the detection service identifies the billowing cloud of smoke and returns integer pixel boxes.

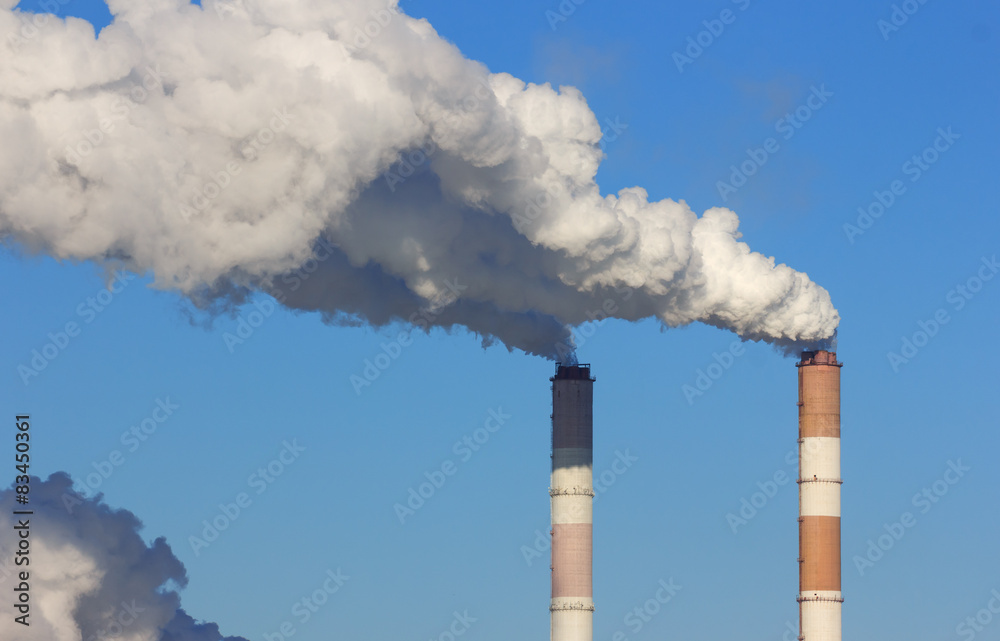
[0,473,248,641]
[0,0,839,359]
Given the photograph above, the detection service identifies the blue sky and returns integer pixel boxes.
[2,1,999,640]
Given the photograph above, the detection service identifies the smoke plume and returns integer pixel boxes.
[0,0,839,358]
[0,473,248,641]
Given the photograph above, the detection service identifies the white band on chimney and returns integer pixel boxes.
[799,591,843,641]
[551,494,593,525]
[800,437,840,517]
[550,605,594,641]
[800,483,841,518]
[800,437,840,478]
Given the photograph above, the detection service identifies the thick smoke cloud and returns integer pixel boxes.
[0,473,248,641]
[0,0,839,358]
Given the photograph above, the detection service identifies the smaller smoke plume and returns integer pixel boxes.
[0,473,248,641]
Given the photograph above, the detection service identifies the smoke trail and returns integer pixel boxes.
[0,0,839,358]
[0,473,248,641]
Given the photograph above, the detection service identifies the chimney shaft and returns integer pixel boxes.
[550,363,595,641]
[796,350,843,641]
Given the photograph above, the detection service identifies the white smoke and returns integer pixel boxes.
[0,0,839,358]
[0,473,248,641]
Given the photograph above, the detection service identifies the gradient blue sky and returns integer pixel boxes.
[2,1,999,640]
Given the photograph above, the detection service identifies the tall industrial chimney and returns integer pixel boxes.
[550,363,595,641]
[796,350,843,641]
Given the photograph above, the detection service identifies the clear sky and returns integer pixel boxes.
[2,1,999,640]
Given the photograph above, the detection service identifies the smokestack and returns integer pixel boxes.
[796,350,843,641]
[550,362,595,641]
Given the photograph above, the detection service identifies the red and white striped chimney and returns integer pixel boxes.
[550,363,595,641]
[796,350,843,641]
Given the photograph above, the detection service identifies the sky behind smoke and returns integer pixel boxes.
[0,0,838,360]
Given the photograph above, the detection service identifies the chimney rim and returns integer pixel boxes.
[552,362,596,381]
[796,350,843,368]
